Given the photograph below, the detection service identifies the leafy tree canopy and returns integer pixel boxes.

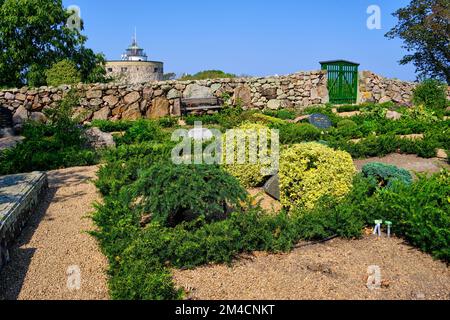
[0,0,106,88]
[180,70,236,81]
[386,0,450,84]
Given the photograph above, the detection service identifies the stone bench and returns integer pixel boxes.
[0,172,48,270]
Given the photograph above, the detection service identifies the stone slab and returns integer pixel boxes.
[264,174,280,201]
[0,172,48,270]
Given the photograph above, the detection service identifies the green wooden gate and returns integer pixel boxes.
[320,60,359,104]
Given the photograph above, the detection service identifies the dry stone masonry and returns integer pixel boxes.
[0,172,48,271]
[0,70,448,126]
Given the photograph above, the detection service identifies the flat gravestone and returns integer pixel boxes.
[264,174,280,200]
[0,172,48,270]
[309,113,333,130]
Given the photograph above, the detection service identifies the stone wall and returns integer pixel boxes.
[0,70,448,128]
[0,172,48,271]
[0,70,329,127]
[359,70,450,105]
[359,71,416,105]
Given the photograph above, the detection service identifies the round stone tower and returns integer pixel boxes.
[105,32,164,84]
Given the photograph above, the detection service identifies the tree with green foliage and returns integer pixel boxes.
[45,59,81,86]
[412,79,448,110]
[0,0,107,88]
[386,0,450,84]
[180,70,236,81]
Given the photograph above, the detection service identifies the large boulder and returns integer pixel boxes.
[84,127,116,150]
[12,106,29,125]
[122,103,142,120]
[29,112,47,124]
[73,107,93,123]
[267,99,285,110]
[86,90,102,99]
[261,87,277,100]
[103,95,119,107]
[183,84,213,99]
[147,97,170,119]
[92,106,111,121]
[124,91,141,105]
[233,85,252,107]
[167,89,180,100]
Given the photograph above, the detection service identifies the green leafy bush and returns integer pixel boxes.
[131,161,248,226]
[279,143,356,210]
[157,117,178,128]
[263,109,296,120]
[362,163,413,189]
[251,113,287,126]
[413,79,448,110]
[337,119,357,129]
[117,120,167,145]
[278,123,321,144]
[45,59,81,86]
[91,120,133,132]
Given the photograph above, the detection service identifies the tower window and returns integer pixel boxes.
[154,67,158,73]
[107,68,113,72]
[121,67,128,72]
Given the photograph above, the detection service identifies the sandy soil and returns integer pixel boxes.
[173,236,450,300]
[0,166,109,300]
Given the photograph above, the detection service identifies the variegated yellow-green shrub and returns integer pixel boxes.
[222,123,276,188]
[280,142,356,210]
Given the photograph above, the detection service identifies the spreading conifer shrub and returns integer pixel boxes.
[362,162,413,189]
[279,142,356,210]
[131,161,248,226]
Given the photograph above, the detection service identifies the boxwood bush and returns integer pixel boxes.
[279,142,356,210]
[222,123,275,188]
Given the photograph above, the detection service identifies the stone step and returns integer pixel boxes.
[0,172,48,270]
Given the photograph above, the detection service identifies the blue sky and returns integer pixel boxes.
[63,0,417,80]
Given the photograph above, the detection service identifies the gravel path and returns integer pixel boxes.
[0,166,109,300]
[174,236,450,300]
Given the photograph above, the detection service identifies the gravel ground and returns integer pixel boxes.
[174,154,450,300]
[173,236,450,300]
[354,153,449,174]
[0,154,447,300]
[0,166,109,300]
